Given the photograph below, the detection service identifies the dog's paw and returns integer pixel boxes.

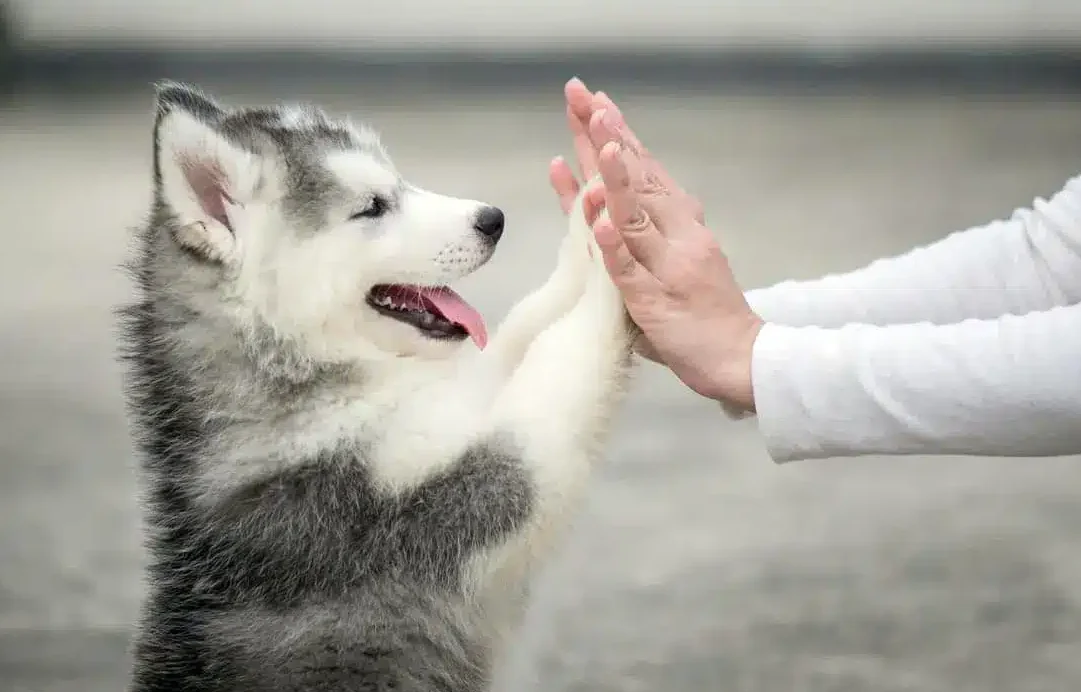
[557,200,596,277]
[584,210,607,273]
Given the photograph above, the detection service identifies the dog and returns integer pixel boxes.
[118,82,636,691]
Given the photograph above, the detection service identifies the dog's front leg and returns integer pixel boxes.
[469,192,635,651]
[479,209,593,380]
[490,193,636,562]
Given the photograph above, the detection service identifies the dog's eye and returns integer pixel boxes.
[348,195,390,221]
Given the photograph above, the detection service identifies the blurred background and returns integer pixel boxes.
[2,1,1081,690]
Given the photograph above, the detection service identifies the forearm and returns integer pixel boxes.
[750,302,1081,463]
[746,173,1081,328]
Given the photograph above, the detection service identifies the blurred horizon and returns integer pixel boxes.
[11,0,1081,51]
[4,0,1081,94]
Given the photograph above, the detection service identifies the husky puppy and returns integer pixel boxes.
[118,82,635,691]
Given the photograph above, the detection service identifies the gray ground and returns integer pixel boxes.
[2,83,1081,692]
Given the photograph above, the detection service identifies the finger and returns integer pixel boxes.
[587,107,648,205]
[597,140,669,273]
[583,91,648,188]
[565,77,595,124]
[565,105,599,180]
[548,156,580,215]
[591,92,639,152]
[565,78,600,180]
[593,217,660,292]
[583,183,607,227]
[588,108,651,187]
[590,92,653,167]
[586,106,620,151]
[590,110,694,237]
[590,92,703,223]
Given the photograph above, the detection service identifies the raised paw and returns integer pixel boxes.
[557,183,600,278]
[583,209,608,274]
[572,177,613,260]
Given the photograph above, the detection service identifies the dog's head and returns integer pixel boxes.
[149,82,501,367]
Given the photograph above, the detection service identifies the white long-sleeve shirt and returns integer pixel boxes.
[744,172,1081,463]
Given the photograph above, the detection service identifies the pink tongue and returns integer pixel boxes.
[422,287,488,349]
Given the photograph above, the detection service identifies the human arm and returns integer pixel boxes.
[753,303,1081,462]
[559,79,1081,463]
[746,173,1081,328]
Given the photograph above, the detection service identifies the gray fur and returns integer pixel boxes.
[119,83,534,691]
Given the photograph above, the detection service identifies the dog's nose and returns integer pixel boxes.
[473,206,505,243]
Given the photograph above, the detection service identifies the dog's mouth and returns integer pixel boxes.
[366,284,488,349]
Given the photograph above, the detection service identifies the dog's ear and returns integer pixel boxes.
[152,82,258,264]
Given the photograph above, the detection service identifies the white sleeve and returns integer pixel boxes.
[745,173,1081,328]
[751,303,1081,463]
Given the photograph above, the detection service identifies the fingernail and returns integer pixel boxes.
[596,91,620,115]
[592,108,608,130]
[602,108,621,131]
[601,140,622,160]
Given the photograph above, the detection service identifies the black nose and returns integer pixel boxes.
[473,206,505,243]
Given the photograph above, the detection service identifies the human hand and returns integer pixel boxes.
[550,78,707,365]
[549,78,704,225]
[562,80,764,412]
[548,81,607,228]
